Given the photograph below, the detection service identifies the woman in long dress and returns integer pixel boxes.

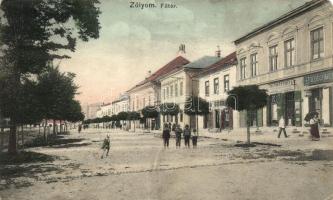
[310,114,320,140]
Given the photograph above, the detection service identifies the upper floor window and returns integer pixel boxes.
[224,75,229,92]
[250,53,258,77]
[240,57,246,80]
[311,27,324,60]
[180,82,183,96]
[163,88,166,100]
[166,87,169,99]
[269,45,278,71]
[205,81,210,96]
[175,83,178,97]
[213,78,219,94]
[284,38,295,67]
[170,85,173,97]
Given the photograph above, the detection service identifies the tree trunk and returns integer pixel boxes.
[1,127,4,150]
[38,124,41,136]
[246,110,251,144]
[196,114,199,136]
[43,123,47,142]
[21,125,24,148]
[8,122,17,154]
[53,119,56,135]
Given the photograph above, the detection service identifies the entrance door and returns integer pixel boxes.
[215,110,220,129]
[309,88,322,120]
[285,92,295,126]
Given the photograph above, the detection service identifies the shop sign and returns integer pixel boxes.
[268,79,295,94]
[304,70,333,86]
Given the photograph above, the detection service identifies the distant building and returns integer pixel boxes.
[195,52,238,131]
[127,53,190,130]
[159,51,222,129]
[112,94,130,115]
[234,0,333,127]
[83,102,102,119]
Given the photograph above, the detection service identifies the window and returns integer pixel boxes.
[311,27,324,60]
[250,53,258,76]
[284,38,295,67]
[180,82,183,96]
[269,45,278,71]
[166,87,169,99]
[170,85,173,97]
[205,81,210,96]
[163,88,166,100]
[213,78,219,94]
[175,83,178,97]
[224,75,229,92]
[240,57,246,79]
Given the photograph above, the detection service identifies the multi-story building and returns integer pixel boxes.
[196,52,238,131]
[127,54,190,129]
[96,103,112,118]
[159,52,222,128]
[111,94,130,115]
[83,102,102,120]
[234,0,333,128]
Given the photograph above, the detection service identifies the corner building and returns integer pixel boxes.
[234,0,333,128]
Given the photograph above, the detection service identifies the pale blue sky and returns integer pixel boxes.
[60,0,311,105]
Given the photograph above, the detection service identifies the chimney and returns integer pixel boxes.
[145,70,152,79]
[178,44,186,56]
[216,45,221,58]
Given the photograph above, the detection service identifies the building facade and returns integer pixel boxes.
[234,0,333,128]
[127,55,190,129]
[112,94,130,115]
[196,52,239,131]
[159,55,222,129]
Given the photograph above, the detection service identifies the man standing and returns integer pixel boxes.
[162,123,171,148]
[101,135,110,159]
[278,116,288,138]
[183,125,191,148]
[175,125,182,148]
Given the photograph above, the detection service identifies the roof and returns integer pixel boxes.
[234,0,327,44]
[127,56,190,92]
[183,56,222,69]
[195,52,237,77]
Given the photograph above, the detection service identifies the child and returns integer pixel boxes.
[101,135,110,159]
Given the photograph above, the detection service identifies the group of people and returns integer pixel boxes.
[278,113,321,141]
[162,123,198,149]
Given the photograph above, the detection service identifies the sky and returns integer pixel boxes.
[59,0,313,106]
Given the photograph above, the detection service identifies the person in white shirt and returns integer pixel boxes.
[278,116,288,138]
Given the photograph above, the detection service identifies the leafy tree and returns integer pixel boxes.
[142,106,158,130]
[127,111,140,132]
[0,0,101,154]
[159,103,180,124]
[184,96,209,134]
[226,85,268,144]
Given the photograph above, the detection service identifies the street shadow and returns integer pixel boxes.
[25,135,87,149]
[0,151,64,190]
[287,149,333,161]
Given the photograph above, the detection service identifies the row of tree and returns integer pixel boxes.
[0,0,101,154]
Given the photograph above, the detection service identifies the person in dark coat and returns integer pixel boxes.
[183,125,191,148]
[310,114,320,140]
[162,123,171,148]
[175,124,183,148]
[101,135,110,159]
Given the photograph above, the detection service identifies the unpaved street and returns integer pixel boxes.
[1,129,333,200]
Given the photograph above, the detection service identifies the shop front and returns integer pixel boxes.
[304,70,333,126]
[263,78,302,127]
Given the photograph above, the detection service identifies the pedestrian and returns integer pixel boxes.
[277,116,288,138]
[192,128,198,148]
[310,114,320,141]
[162,123,171,148]
[78,124,82,133]
[183,125,191,148]
[175,124,182,148]
[101,135,110,159]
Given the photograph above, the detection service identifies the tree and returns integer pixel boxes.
[226,85,268,144]
[141,106,159,130]
[0,0,101,154]
[184,96,209,134]
[117,112,128,129]
[127,111,140,132]
[36,66,78,135]
[159,103,180,124]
